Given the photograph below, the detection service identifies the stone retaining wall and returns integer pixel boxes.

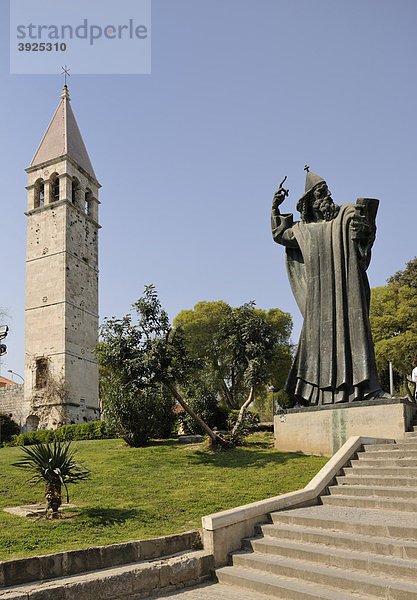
[1,550,214,599]
[0,384,23,426]
[0,530,202,588]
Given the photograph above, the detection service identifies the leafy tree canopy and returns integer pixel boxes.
[370,284,417,381]
[387,256,417,289]
[174,300,293,410]
[97,286,230,447]
[370,256,417,397]
[0,414,19,443]
[97,288,293,446]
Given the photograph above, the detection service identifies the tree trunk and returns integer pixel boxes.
[231,368,236,407]
[221,380,236,410]
[45,482,62,518]
[231,385,255,437]
[165,381,232,448]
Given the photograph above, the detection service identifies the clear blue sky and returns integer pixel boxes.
[1,0,416,378]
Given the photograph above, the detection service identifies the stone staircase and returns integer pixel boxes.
[215,425,417,598]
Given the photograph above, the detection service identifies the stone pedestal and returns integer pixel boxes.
[274,398,417,456]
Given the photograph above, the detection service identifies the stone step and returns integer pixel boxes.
[258,523,417,560]
[336,474,417,487]
[404,431,417,438]
[0,550,213,600]
[270,505,417,540]
[328,484,417,500]
[359,449,417,459]
[400,442,417,449]
[321,493,417,512]
[244,535,417,581]
[396,438,417,445]
[224,552,417,599]
[215,565,369,600]
[363,443,400,452]
[343,465,417,476]
[353,457,417,467]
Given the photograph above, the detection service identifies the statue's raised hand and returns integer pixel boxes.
[351,199,378,241]
[351,211,369,239]
[273,176,289,211]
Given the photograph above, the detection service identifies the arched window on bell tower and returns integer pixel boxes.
[85,189,91,216]
[34,179,44,208]
[50,173,60,202]
[72,177,79,205]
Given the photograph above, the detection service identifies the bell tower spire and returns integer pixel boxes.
[61,64,70,87]
[23,85,101,430]
[61,84,70,99]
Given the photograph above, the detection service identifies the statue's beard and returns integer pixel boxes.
[313,195,340,221]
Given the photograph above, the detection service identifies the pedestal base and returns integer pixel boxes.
[274,398,417,456]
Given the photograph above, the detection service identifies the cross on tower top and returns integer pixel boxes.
[304,164,310,173]
[61,65,70,86]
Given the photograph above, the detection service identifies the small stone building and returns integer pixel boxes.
[0,377,23,428]
[0,376,17,388]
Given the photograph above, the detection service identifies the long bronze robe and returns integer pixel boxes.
[272,203,381,404]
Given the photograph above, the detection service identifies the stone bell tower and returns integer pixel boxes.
[23,85,101,430]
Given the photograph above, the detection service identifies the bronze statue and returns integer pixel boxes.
[271,168,385,405]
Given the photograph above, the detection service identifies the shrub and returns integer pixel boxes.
[152,397,177,439]
[54,421,110,441]
[274,388,296,409]
[0,414,20,444]
[227,409,260,430]
[11,429,55,446]
[10,421,111,446]
[178,381,228,435]
[102,382,175,447]
[227,409,260,445]
[13,441,89,517]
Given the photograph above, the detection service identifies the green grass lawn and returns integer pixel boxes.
[0,433,328,560]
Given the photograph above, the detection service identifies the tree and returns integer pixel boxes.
[13,441,89,518]
[370,283,417,398]
[388,257,417,289]
[174,301,292,410]
[174,301,235,407]
[178,380,228,435]
[0,414,19,444]
[97,286,231,448]
[219,303,278,438]
[99,377,175,446]
[369,257,417,398]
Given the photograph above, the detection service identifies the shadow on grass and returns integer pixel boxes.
[140,436,319,471]
[190,448,313,469]
[146,438,179,448]
[75,507,144,526]
[242,439,274,450]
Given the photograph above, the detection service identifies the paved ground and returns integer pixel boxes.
[146,581,267,599]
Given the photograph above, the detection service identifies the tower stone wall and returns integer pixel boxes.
[22,87,101,430]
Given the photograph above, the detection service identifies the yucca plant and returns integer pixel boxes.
[13,440,90,518]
